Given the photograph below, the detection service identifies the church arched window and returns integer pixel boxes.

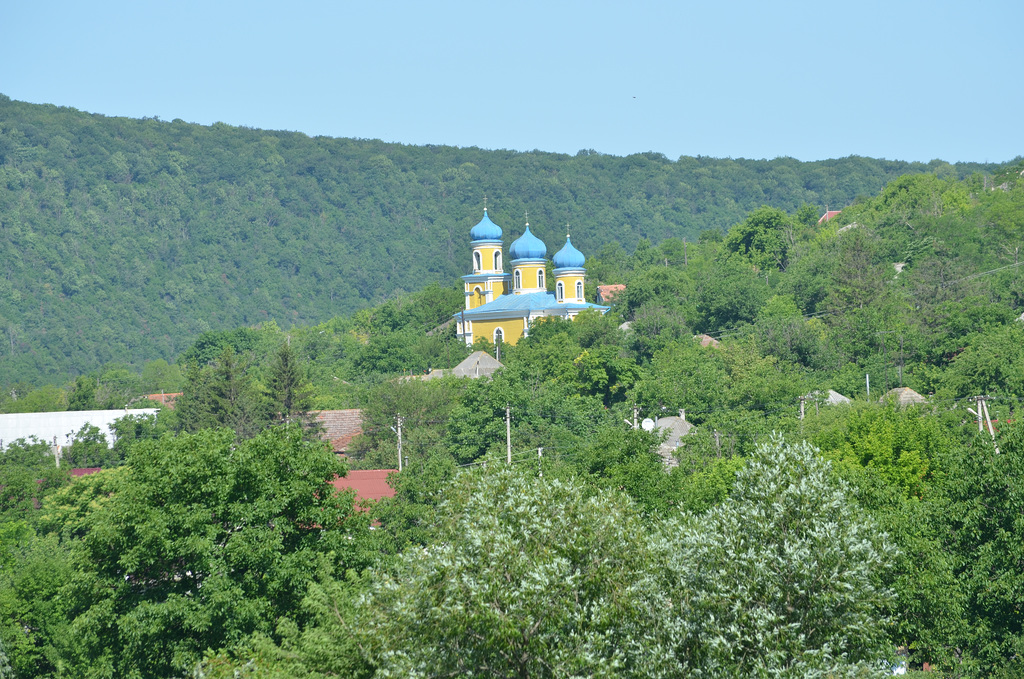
[493,251,501,270]
[576,280,583,299]
[473,251,482,271]
[537,269,545,288]
[556,281,564,301]
[494,327,504,344]
[514,269,522,289]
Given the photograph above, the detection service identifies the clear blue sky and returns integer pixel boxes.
[3,0,1020,163]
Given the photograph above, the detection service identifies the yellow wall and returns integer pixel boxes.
[555,274,585,301]
[514,263,546,291]
[465,285,487,309]
[470,318,526,345]
[473,245,504,272]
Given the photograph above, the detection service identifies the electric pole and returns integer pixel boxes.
[506,404,512,464]
[396,415,404,472]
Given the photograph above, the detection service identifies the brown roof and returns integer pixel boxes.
[145,393,182,409]
[596,284,626,304]
[880,387,928,406]
[315,409,363,453]
[331,469,397,503]
[71,467,102,477]
[695,333,720,348]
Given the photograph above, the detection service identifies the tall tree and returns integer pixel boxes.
[62,426,372,679]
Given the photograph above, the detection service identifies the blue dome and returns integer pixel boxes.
[553,236,586,269]
[469,209,503,242]
[509,226,547,261]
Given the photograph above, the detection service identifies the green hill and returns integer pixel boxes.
[0,94,1009,383]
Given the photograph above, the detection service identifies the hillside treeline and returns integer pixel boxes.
[0,94,1010,384]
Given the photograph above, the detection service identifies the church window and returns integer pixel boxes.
[556,281,564,301]
[493,251,501,270]
[537,269,545,288]
[576,280,583,299]
[514,269,522,289]
[474,251,482,271]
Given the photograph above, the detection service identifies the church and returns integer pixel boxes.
[454,209,609,346]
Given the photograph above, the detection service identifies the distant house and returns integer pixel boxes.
[818,210,842,224]
[145,393,182,409]
[880,387,928,406]
[315,410,364,453]
[596,284,626,305]
[653,413,694,469]
[331,469,397,504]
[412,351,504,381]
[695,333,721,348]
[807,389,852,406]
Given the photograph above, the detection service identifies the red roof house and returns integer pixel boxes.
[145,393,182,409]
[596,284,626,304]
[316,409,364,453]
[818,210,842,225]
[331,469,397,504]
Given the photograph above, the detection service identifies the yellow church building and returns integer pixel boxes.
[455,209,609,346]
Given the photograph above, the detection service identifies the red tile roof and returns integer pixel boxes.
[145,393,182,409]
[596,284,626,304]
[71,467,102,477]
[316,409,363,452]
[331,469,397,503]
[818,210,842,224]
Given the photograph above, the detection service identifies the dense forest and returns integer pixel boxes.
[0,94,1008,384]
[3,98,1024,676]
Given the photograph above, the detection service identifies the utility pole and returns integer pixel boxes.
[538,447,543,477]
[633,403,639,430]
[714,430,721,457]
[899,335,904,388]
[396,415,404,472]
[506,404,512,464]
[683,238,688,267]
[866,373,870,398]
[970,396,1001,454]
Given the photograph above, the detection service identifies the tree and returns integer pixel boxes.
[938,423,1024,673]
[267,341,317,432]
[0,439,69,522]
[657,434,897,676]
[63,426,373,678]
[360,467,673,678]
[724,205,793,271]
[176,347,269,438]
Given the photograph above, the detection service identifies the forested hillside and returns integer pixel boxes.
[0,94,1008,383]
[5,159,1024,676]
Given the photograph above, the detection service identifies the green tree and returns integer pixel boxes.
[658,434,897,676]
[359,466,671,678]
[63,426,373,679]
[267,341,317,430]
[938,423,1024,673]
[724,205,793,271]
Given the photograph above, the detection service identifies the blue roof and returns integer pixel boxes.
[552,236,586,269]
[455,292,609,320]
[509,226,546,261]
[470,209,503,242]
